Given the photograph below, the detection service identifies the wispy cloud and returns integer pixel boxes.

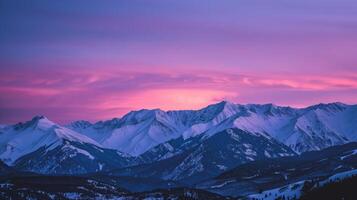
[1,0,356,123]
[0,68,356,123]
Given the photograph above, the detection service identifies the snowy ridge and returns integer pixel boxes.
[1,102,356,161]
[66,101,357,155]
[0,116,100,165]
[110,128,296,183]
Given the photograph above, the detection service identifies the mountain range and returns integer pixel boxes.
[0,101,356,199]
[0,143,356,199]
[68,101,357,155]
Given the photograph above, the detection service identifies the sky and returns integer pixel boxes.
[0,0,357,124]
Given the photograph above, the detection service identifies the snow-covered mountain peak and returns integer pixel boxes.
[245,103,295,116]
[180,101,242,140]
[0,117,101,165]
[69,108,185,156]
[12,115,56,131]
[219,101,240,114]
[306,102,348,112]
[33,116,56,129]
[121,109,166,124]
[216,100,235,107]
[206,100,236,110]
[5,101,355,159]
[192,101,240,122]
[32,115,46,120]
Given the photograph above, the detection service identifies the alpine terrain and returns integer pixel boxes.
[0,101,356,199]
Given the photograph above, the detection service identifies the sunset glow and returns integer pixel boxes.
[1,0,357,123]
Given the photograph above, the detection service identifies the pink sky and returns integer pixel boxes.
[1,0,357,124]
[1,67,356,124]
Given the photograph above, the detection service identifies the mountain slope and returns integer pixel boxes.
[67,101,357,156]
[0,116,100,165]
[68,109,188,156]
[1,102,356,174]
[0,160,16,176]
[231,103,356,153]
[197,142,357,197]
[109,128,295,184]
[0,116,140,174]
[13,140,139,174]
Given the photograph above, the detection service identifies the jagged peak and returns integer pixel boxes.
[210,100,236,108]
[246,103,277,108]
[121,108,166,123]
[13,115,55,130]
[242,103,299,117]
[199,100,237,113]
[306,102,348,112]
[31,115,55,127]
[32,115,47,121]
[319,102,347,107]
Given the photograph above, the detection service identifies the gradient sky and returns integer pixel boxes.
[1,0,357,124]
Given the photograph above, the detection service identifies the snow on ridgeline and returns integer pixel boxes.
[1,101,356,158]
[67,101,357,156]
[0,116,100,165]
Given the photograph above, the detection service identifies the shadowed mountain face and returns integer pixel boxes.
[197,142,357,197]
[0,160,15,176]
[109,128,295,184]
[14,140,142,175]
[0,143,356,199]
